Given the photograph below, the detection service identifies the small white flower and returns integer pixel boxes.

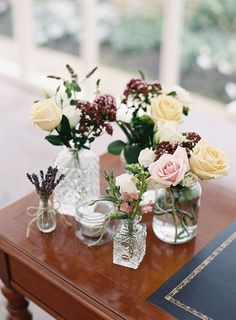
[165,85,191,106]
[138,148,156,167]
[116,105,133,123]
[180,172,199,188]
[115,173,137,194]
[154,121,185,144]
[63,105,81,128]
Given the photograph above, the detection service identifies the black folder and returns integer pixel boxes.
[148,220,236,320]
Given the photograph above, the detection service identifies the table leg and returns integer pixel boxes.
[1,285,32,320]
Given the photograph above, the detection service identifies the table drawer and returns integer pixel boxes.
[9,256,119,320]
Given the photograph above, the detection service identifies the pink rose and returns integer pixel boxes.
[148,146,189,187]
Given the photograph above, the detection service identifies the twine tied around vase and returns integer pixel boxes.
[87,216,112,247]
[26,201,72,239]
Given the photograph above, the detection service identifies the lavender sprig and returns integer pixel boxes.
[26,166,65,203]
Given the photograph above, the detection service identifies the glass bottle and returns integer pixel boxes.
[53,147,100,216]
[36,199,56,233]
[113,217,147,269]
[153,182,202,244]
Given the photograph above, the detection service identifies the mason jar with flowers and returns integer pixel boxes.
[138,124,228,244]
[30,65,117,216]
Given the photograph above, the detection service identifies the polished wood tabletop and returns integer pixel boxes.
[0,153,236,320]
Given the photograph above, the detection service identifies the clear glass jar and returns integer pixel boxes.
[36,199,56,233]
[153,183,202,244]
[113,217,147,269]
[53,147,100,216]
[75,201,117,246]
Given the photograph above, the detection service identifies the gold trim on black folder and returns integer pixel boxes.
[164,231,236,320]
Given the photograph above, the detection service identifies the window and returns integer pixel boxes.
[0,0,12,37]
[180,0,236,104]
[33,0,81,55]
[98,0,163,79]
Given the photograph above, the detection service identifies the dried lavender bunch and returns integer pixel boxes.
[27,166,65,203]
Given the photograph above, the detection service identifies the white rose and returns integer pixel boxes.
[154,121,186,144]
[163,85,191,106]
[63,105,81,128]
[138,148,156,167]
[151,94,183,123]
[30,98,62,131]
[115,173,137,193]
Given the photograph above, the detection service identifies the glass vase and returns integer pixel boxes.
[113,217,147,269]
[53,147,100,216]
[75,201,117,246]
[36,199,56,233]
[153,183,202,244]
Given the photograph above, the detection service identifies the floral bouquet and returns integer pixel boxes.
[108,74,190,164]
[30,65,117,215]
[30,65,117,149]
[91,164,152,269]
[138,122,229,243]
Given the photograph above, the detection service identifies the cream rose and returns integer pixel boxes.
[189,140,228,180]
[148,146,189,187]
[154,121,185,144]
[115,173,137,194]
[30,98,62,131]
[151,95,183,123]
[138,148,156,167]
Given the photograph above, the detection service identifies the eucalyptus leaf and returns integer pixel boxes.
[108,140,126,155]
[45,135,63,146]
[124,144,142,164]
[60,115,72,140]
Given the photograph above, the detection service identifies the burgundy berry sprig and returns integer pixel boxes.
[76,94,116,149]
[155,132,201,160]
[121,78,161,117]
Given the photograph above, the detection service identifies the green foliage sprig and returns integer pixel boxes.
[90,164,150,221]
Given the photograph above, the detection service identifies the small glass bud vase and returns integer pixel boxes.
[153,182,202,244]
[54,147,100,216]
[113,217,147,269]
[36,199,56,233]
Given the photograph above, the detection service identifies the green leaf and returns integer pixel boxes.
[183,106,189,116]
[71,82,81,92]
[108,140,126,155]
[124,144,142,164]
[43,90,51,99]
[167,91,177,97]
[96,78,101,87]
[65,86,72,99]
[138,69,145,80]
[70,99,77,106]
[45,135,63,146]
[47,75,61,80]
[60,115,72,139]
[86,66,98,79]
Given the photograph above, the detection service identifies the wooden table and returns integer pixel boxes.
[0,154,235,320]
